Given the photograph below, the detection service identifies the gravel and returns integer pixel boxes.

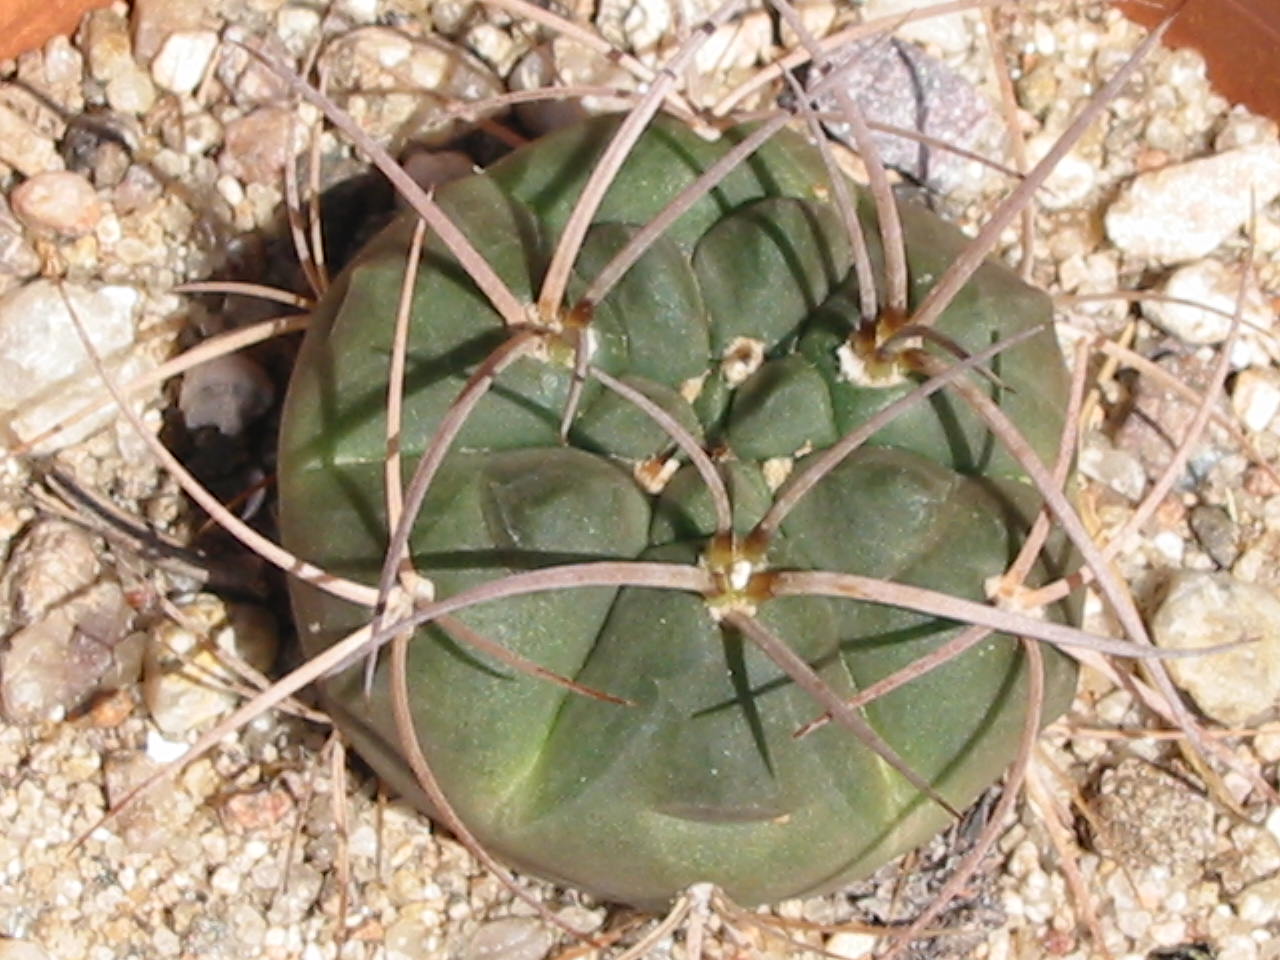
[0,2,1278,959]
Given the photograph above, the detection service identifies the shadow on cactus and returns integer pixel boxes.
[277,108,1084,909]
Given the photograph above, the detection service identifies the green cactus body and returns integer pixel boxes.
[278,115,1078,908]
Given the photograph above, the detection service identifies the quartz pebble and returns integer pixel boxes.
[10,350,154,452]
[0,279,148,451]
[826,931,877,959]
[334,0,381,20]
[10,170,103,237]
[1150,571,1280,726]
[1217,113,1279,152]
[1256,725,1280,763]
[692,11,772,73]
[84,9,137,82]
[385,916,436,960]
[1026,132,1097,209]
[150,30,220,95]
[1141,259,1273,345]
[1232,367,1280,433]
[1235,875,1280,925]
[143,595,278,736]
[463,918,553,960]
[0,279,138,412]
[213,33,293,106]
[1078,439,1147,502]
[464,21,523,76]
[275,5,323,56]
[179,354,275,436]
[1105,144,1280,263]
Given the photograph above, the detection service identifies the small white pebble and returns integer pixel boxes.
[210,865,241,896]
[447,899,471,920]
[145,728,189,764]
[1237,891,1271,925]
[1028,134,1096,208]
[275,6,322,54]
[1007,839,1041,879]
[1265,806,1280,842]
[1115,908,1151,940]
[106,66,157,115]
[151,31,219,94]
[1079,442,1146,501]
[1217,933,1260,960]
[151,926,180,956]
[1093,688,1134,726]
[348,823,378,859]
[1233,368,1280,433]
[1254,725,1280,763]
[1150,530,1185,564]
[1149,918,1188,946]
[825,932,877,959]
[1003,891,1025,918]
[215,174,245,207]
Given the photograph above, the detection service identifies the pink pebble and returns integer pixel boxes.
[10,171,104,238]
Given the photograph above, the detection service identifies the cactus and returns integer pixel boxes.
[12,2,1261,955]
[277,112,1081,909]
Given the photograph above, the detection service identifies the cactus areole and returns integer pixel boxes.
[279,115,1079,909]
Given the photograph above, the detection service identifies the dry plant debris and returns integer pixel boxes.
[0,2,1278,960]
